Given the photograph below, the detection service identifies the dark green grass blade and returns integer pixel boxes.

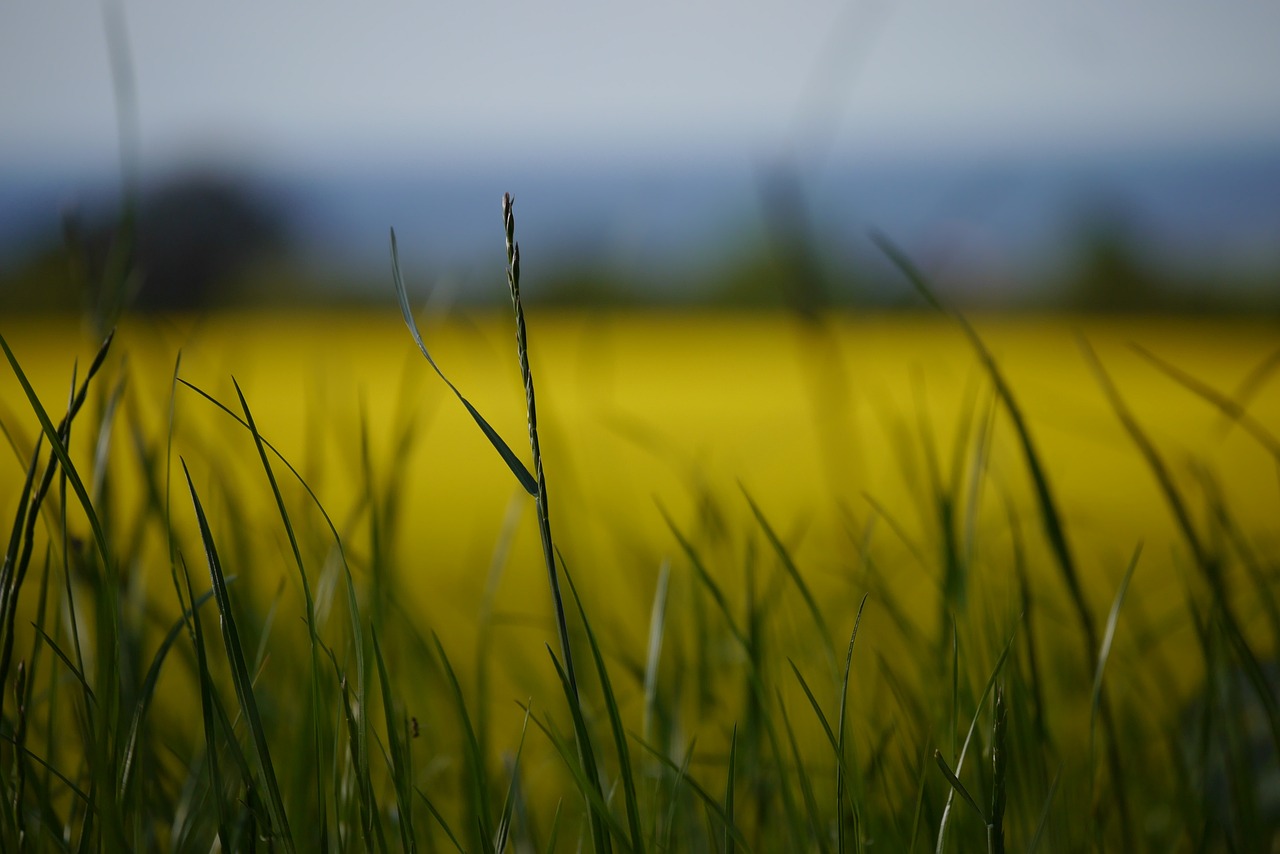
[390,227,536,496]
[562,560,645,853]
[373,631,416,854]
[183,460,295,853]
[0,331,112,568]
[933,750,985,821]
[30,625,97,708]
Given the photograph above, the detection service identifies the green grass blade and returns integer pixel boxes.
[562,559,645,853]
[775,689,829,854]
[494,702,532,854]
[177,554,231,851]
[742,485,836,673]
[390,227,537,496]
[431,633,493,851]
[724,724,737,854]
[1089,545,1142,775]
[182,460,295,853]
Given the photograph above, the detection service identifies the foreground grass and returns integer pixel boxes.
[0,202,1278,851]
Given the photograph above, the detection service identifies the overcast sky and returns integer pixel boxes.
[3,2,1279,173]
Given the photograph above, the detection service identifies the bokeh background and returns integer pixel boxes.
[2,1,1278,312]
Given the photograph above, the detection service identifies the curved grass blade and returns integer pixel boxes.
[391,227,536,496]
[182,460,295,853]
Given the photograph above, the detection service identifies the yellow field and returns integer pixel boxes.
[4,309,1276,674]
[3,308,1279,847]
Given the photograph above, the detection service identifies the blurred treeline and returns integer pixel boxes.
[2,168,1277,315]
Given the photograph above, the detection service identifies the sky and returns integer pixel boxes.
[3,2,1279,175]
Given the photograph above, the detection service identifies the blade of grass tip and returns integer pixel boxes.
[1026,766,1062,854]
[494,702,532,854]
[182,460,295,853]
[724,724,737,854]
[933,750,986,822]
[373,631,416,854]
[630,734,755,852]
[742,486,836,674]
[642,559,670,746]
[836,594,870,854]
[543,799,564,854]
[1089,545,1142,779]
[390,227,537,496]
[561,558,645,852]
[935,627,1017,854]
[415,787,466,854]
[0,331,113,568]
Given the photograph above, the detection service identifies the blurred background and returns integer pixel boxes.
[1,1,1278,313]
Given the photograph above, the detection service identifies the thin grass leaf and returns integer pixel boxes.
[183,460,295,853]
[432,633,493,851]
[561,557,645,852]
[742,486,836,673]
[935,627,1017,854]
[933,750,985,821]
[1089,545,1142,768]
[373,631,416,854]
[119,585,220,800]
[836,594,870,854]
[177,554,231,851]
[517,696,634,853]
[642,559,670,746]
[724,724,738,854]
[1026,767,1062,854]
[494,703,532,854]
[775,688,829,853]
[409,789,461,854]
[390,227,536,496]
